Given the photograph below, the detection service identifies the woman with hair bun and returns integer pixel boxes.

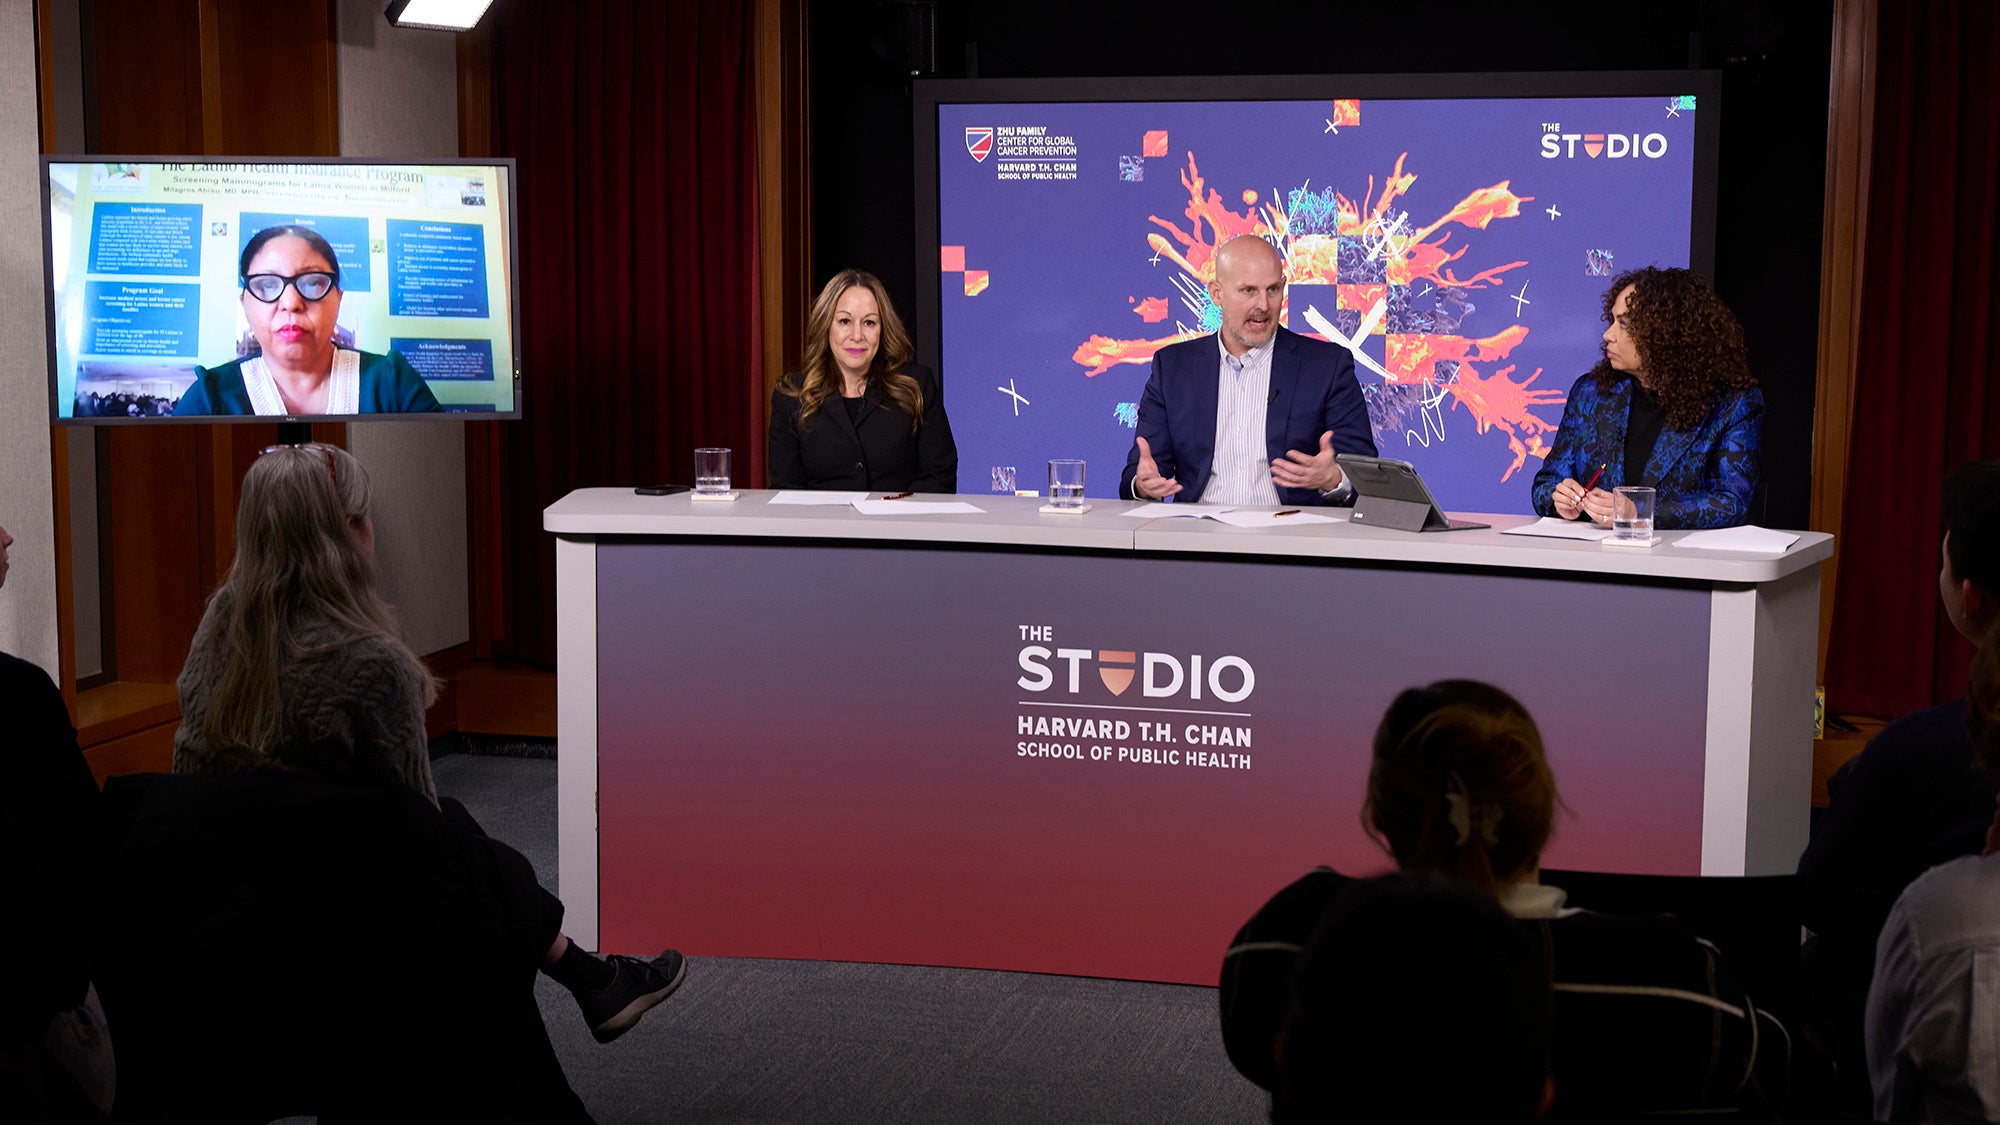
[1222,680,1782,1122]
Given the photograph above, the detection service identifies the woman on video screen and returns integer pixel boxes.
[768,269,957,493]
[175,225,443,417]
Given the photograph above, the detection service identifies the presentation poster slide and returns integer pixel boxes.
[45,161,517,419]
[935,94,1700,513]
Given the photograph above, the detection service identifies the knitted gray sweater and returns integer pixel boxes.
[173,588,438,805]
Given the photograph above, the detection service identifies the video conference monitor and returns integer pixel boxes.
[915,72,1719,513]
[41,157,521,424]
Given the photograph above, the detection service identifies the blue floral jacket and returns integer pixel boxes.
[1530,373,1763,529]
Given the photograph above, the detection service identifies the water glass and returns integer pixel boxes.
[1048,459,1086,508]
[694,447,732,495]
[1612,485,1656,542]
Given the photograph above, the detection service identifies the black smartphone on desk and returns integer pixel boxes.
[634,484,691,496]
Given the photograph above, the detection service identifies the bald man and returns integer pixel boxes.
[1120,235,1377,505]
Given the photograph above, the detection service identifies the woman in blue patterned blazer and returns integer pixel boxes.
[1531,268,1761,529]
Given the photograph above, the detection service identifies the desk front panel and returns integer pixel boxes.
[595,541,1710,983]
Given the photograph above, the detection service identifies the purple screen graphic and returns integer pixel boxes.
[595,540,1712,982]
[933,94,1700,512]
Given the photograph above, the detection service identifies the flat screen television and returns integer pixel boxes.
[915,72,1719,512]
[41,156,521,424]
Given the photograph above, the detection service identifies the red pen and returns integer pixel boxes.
[882,491,915,500]
[1572,463,1607,520]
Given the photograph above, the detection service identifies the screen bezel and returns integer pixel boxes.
[39,153,524,426]
[910,70,1722,381]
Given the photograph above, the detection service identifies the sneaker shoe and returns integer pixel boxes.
[577,949,687,1044]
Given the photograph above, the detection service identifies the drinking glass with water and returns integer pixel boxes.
[1612,485,1656,542]
[1048,459,1086,508]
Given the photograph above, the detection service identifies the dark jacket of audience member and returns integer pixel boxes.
[1222,679,1781,1122]
[1226,867,1771,1123]
[1271,872,1552,1125]
[1,649,114,1118]
[1797,460,2000,1092]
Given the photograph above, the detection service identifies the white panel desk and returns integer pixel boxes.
[546,489,1830,978]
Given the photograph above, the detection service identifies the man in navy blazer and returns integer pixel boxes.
[1120,236,1377,505]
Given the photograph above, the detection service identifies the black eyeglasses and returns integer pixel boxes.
[242,272,338,303]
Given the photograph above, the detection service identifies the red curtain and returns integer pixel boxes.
[481,1,764,666]
[1826,0,2000,717]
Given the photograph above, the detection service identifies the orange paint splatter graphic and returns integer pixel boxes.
[963,270,989,297]
[1330,100,1360,126]
[940,245,966,272]
[1072,332,1185,377]
[1383,324,1530,383]
[1338,284,1388,314]
[1071,149,1562,479]
[1444,363,1565,482]
[1142,130,1169,157]
[1144,153,1279,282]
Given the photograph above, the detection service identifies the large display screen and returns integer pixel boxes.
[917,73,1718,513]
[42,157,520,423]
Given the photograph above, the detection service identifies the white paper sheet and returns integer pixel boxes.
[767,491,869,505]
[1116,503,1239,519]
[849,500,987,515]
[1673,525,1801,554]
[1208,509,1344,528]
[1498,517,1615,541]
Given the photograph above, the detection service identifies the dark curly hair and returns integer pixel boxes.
[1590,266,1754,430]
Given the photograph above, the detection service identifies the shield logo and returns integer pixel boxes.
[965,127,994,163]
[1097,650,1135,696]
[1583,133,1605,158]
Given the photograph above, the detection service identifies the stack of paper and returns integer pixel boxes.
[768,491,868,505]
[850,499,986,516]
[1674,526,1801,553]
[1117,503,1239,519]
[1498,517,1614,542]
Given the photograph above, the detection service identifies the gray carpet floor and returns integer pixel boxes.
[431,753,1268,1124]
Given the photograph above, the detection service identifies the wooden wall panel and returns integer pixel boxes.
[210,0,339,156]
[88,0,206,153]
[75,0,343,693]
[756,0,811,488]
[1811,0,1878,684]
[100,428,209,682]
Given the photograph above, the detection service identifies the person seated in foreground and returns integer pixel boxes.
[1221,679,1781,1122]
[0,521,115,1119]
[173,442,683,1043]
[1866,636,2000,1124]
[1273,871,1552,1124]
[1531,266,1762,529]
[1798,460,2000,1088]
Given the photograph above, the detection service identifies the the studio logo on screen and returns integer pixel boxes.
[1538,123,1669,160]
[1016,644,1256,704]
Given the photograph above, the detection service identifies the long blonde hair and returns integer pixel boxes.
[780,270,923,431]
[199,442,437,753]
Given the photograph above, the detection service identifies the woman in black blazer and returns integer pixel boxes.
[768,270,958,493]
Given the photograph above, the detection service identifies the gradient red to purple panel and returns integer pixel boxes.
[596,543,1710,984]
